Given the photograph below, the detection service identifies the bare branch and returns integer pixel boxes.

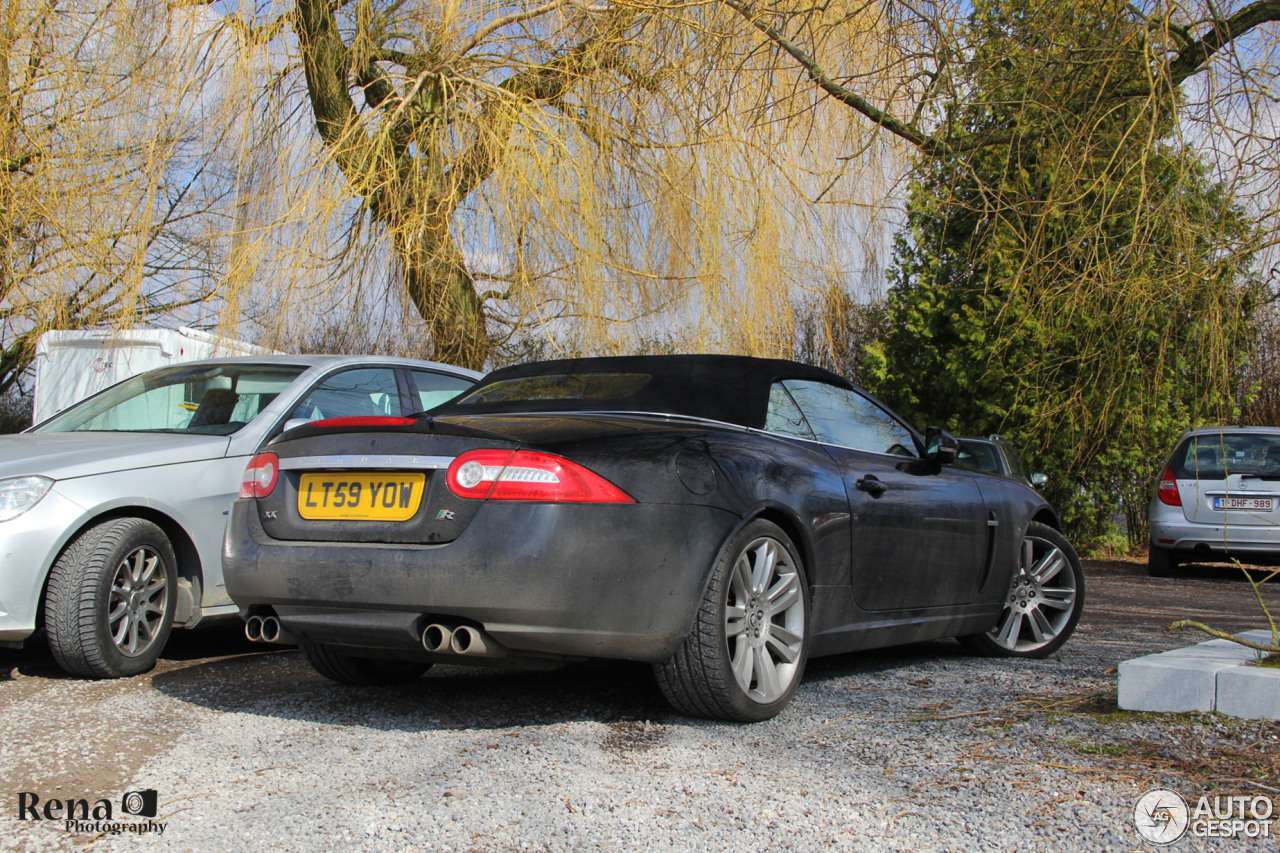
[721,0,947,155]
[451,0,572,61]
[1165,0,1280,85]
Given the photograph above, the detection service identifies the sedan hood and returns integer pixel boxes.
[0,432,232,481]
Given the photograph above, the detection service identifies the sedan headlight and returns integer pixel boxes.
[0,475,54,522]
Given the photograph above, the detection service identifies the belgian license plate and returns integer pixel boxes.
[1212,496,1275,511]
[297,473,425,521]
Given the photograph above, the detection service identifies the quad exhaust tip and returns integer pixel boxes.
[422,622,506,658]
[245,614,282,643]
[450,625,488,655]
[422,623,453,653]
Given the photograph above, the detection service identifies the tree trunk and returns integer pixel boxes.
[394,222,490,371]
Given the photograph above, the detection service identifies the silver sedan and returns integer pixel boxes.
[0,355,478,677]
[1148,426,1280,576]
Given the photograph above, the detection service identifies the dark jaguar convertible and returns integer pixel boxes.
[223,355,1083,721]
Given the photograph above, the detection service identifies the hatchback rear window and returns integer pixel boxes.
[1173,432,1280,479]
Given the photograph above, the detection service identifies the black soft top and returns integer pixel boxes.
[432,354,852,429]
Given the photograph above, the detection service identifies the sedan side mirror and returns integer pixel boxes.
[924,426,960,464]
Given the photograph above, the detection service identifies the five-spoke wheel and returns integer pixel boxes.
[656,519,810,721]
[962,521,1084,658]
[724,535,807,705]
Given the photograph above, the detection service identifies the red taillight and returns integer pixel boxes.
[240,452,279,499]
[1157,467,1182,506]
[308,416,416,429]
[446,449,635,503]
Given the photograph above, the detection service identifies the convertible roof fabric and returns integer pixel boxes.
[436,354,852,430]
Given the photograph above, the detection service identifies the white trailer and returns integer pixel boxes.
[32,327,277,424]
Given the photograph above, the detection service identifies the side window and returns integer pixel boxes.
[763,383,814,439]
[409,370,475,413]
[292,369,402,422]
[956,441,1000,473]
[782,379,919,457]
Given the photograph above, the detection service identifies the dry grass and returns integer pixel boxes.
[1006,689,1280,793]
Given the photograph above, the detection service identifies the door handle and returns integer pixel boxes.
[856,475,888,497]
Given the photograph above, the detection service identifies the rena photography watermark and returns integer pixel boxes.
[15,788,167,836]
[1134,789,1274,845]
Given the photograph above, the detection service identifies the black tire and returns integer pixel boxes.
[45,518,178,678]
[960,521,1084,659]
[302,643,431,684]
[1147,545,1177,578]
[654,519,810,722]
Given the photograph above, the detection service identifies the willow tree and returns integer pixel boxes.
[175,1,909,370]
[0,1,241,394]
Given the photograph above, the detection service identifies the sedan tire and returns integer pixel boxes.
[960,521,1084,659]
[655,519,810,722]
[1147,545,1178,578]
[45,518,177,678]
[302,643,432,684]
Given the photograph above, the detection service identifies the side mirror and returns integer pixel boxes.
[924,426,960,464]
[1030,472,1048,488]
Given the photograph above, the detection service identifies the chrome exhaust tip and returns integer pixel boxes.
[245,615,263,642]
[451,625,504,657]
[422,623,455,653]
[260,616,281,644]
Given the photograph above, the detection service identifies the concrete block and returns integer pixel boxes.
[1216,666,1280,721]
[1118,630,1280,717]
[1118,656,1236,712]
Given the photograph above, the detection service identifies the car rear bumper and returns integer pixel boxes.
[223,498,740,663]
[1149,506,1280,561]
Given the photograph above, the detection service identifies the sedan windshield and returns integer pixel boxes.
[36,364,307,435]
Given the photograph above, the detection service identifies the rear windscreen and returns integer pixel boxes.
[456,373,651,405]
[432,356,854,429]
[1174,433,1280,479]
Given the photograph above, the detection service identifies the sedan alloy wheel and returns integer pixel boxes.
[108,545,169,657]
[46,517,178,678]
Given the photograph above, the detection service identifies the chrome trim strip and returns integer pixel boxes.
[278,455,455,471]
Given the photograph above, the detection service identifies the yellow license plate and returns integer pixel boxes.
[297,473,425,521]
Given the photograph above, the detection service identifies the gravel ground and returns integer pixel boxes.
[2,560,1278,852]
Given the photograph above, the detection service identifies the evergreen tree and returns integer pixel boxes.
[865,0,1262,545]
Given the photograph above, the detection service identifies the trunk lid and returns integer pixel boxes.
[256,419,518,544]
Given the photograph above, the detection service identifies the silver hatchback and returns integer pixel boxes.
[1148,427,1280,576]
[0,355,479,677]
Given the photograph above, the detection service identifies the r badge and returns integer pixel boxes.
[435,509,456,521]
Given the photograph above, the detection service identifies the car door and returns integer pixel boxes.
[776,379,991,611]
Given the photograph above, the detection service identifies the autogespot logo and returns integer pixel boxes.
[1134,789,1275,844]
[1134,789,1190,844]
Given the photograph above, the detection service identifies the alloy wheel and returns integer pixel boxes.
[991,533,1078,654]
[108,545,169,657]
[724,536,806,704]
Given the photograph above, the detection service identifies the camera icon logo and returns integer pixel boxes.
[121,789,158,818]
